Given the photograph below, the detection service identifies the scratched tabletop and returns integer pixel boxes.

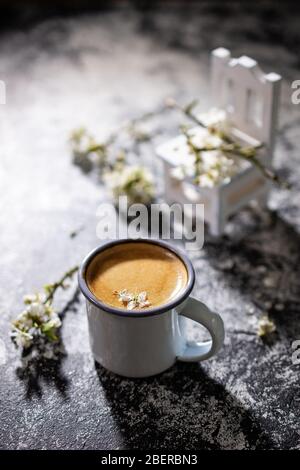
[0,2,300,450]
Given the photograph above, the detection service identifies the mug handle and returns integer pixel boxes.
[177,297,225,362]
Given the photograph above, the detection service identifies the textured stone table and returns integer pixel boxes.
[0,3,300,450]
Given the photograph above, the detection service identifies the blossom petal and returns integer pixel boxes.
[138,291,147,302]
[117,289,134,303]
[23,294,36,304]
[120,293,133,303]
[127,301,137,310]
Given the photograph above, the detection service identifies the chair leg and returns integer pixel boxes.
[210,213,226,237]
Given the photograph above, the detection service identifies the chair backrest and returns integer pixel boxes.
[211,48,281,156]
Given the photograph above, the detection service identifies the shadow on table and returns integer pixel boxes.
[96,361,273,450]
[204,207,300,341]
[16,345,69,400]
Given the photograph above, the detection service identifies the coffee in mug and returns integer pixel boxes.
[79,239,225,378]
[86,242,188,311]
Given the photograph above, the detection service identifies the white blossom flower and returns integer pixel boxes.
[11,330,33,349]
[137,291,150,308]
[12,266,78,353]
[104,165,155,205]
[257,316,276,338]
[127,300,138,310]
[176,115,246,188]
[24,292,46,305]
[190,126,223,149]
[171,166,186,181]
[27,301,46,318]
[114,290,151,310]
[23,294,36,304]
[117,289,134,303]
[47,317,62,329]
[11,291,62,349]
[197,108,230,135]
[16,312,33,328]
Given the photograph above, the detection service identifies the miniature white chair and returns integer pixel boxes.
[156,48,282,236]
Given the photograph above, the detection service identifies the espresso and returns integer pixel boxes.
[86,242,188,311]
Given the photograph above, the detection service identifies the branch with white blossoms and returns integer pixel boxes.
[11,266,78,350]
[70,105,168,168]
[70,127,155,205]
[176,125,243,188]
[69,104,171,204]
[69,127,110,173]
[114,289,151,310]
[167,98,290,189]
[70,98,290,202]
[104,165,155,206]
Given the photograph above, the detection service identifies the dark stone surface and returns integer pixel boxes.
[0,3,300,450]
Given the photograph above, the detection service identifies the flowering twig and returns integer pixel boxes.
[167,98,290,189]
[70,104,169,172]
[104,165,155,205]
[70,105,170,204]
[11,266,79,350]
[44,266,79,304]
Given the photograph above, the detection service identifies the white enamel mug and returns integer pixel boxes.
[78,239,225,378]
